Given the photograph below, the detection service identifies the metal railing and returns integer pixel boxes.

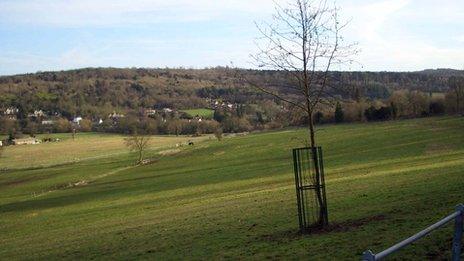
[362,204,464,261]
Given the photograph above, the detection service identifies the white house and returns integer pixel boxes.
[108,112,125,119]
[73,116,83,124]
[13,137,41,145]
[4,107,18,115]
[33,110,45,117]
[41,120,54,125]
[28,110,46,118]
[145,109,157,116]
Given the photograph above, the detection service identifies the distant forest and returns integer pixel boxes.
[0,67,463,137]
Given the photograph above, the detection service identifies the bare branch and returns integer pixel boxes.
[251,0,358,147]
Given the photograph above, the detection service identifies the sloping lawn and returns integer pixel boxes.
[0,117,463,260]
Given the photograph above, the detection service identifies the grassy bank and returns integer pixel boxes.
[0,117,463,259]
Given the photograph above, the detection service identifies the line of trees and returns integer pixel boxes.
[1,86,462,138]
[314,88,460,124]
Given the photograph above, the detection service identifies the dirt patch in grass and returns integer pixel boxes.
[310,214,387,234]
[256,214,387,244]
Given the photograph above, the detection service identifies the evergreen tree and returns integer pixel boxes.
[390,102,398,119]
[334,102,344,123]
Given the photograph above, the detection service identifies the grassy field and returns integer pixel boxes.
[180,108,215,119]
[0,117,463,260]
[0,133,210,170]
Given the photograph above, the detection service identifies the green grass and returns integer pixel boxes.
[0,132,210,170]
[0,116,463,260]
[180,108,214,119]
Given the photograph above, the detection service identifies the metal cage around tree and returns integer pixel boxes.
[292,146,328,232]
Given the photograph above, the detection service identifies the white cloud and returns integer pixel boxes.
[1,0,463,73]
[344,0,410,43]
[338,0,464,71]
[0,0,274,27]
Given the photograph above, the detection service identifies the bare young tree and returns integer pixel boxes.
[124,133,151,165]
[249,0,357,148]
[246,0,357,228]
[214,128,223,141]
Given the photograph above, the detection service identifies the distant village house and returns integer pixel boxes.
[13,137,41,145]
[41,120,55,125]
[28,110,46,118]
[108,112,125,119]
[73,116,83,125]
[3,107,18,119]
[145,109,157,116]
[4,107,18,115]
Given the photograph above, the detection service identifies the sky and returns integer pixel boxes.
[0,0,463,75]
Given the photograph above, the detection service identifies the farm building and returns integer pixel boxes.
[13,137,41,145]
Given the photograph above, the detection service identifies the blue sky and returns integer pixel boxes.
[0,0,463,75]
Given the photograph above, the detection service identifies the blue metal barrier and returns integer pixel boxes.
[362,204,464,261]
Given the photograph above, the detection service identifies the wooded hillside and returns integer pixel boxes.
[1,67,463,118]
[0,67,463,136]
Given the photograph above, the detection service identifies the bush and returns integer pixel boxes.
[429,101,445,115]
[54,118,72,133]
[79,119,92,132]
[222,116,252,133]
[199,120,220,134]
[365,106,392,121]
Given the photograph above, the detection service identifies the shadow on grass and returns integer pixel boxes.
[0,188,118,213]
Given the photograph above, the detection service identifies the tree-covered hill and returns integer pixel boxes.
[0,67,463,136]
[0,67,462,118]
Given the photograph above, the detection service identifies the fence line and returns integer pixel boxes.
[362,204,464,261]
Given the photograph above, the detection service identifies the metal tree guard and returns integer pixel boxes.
[292,146,328,232]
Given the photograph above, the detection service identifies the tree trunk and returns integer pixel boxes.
[308,111,327,226]
[456,90,461,114]
[138,150,143,164]
[308,113,316,148]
